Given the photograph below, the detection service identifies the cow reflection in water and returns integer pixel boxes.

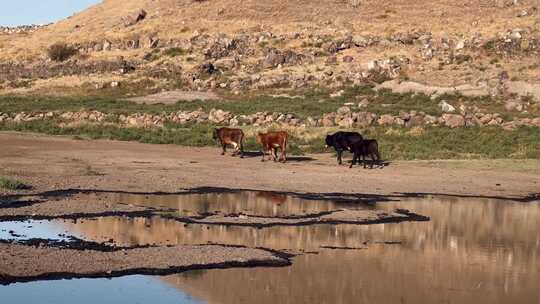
[255,191,288,204]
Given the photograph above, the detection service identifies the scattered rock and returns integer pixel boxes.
[504,101,523,112]
[123,9,147,27]
[439,101,456,113]
[442,114,465,128]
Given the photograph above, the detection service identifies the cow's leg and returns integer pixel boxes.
[272,147,278,162]
[281,140,287,163]
[261,147,266,162]
[337,150,343,165]
[349,153,356,169]
[239,137,244,159]
[221,143,227,155]
[231,142,239,157]
[369,153,376,169]
[362,154,367,169]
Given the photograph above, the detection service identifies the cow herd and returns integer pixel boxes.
[213,127,382,168]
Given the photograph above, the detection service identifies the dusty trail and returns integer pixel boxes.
[0,132,537,199]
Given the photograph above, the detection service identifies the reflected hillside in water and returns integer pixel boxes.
[90,191,366,217]
[63,194,540,304]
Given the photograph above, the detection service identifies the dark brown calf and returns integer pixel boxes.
[256,131,288,163]
[213,127,244,158]
[349,139,382,169]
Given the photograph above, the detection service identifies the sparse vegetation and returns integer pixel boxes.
[0,85,532,118]
[83,165,103,176]
[47,42,78,62]
[0,177,30,190]
[163,47,188,57]
[0,119,538,160]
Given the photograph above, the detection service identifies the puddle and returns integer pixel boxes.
[88,191,366,217]
[1,191,539,303]
[0,275,202,304]
[0,220,74,242]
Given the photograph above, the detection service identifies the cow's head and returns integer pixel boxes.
[325,134,334,148]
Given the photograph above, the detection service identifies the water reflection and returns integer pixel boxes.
[94,191,365,217]
[58,194,540,304]
[0,275,202,304]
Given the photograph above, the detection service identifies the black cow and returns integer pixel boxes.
[325,131,363,165]
[349,139,382,169]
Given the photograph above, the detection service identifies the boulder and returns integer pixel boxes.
[336,106,351,116]
[377,114,395,126]
[354,112,377,127]
[442,114,465,128]
[439,100,456,113]
[208,109,231,124]
[337,117,354,128]
[321,113,336,127]
[124,9,147,27]
[504,101,523,112]
[358,99,369,108]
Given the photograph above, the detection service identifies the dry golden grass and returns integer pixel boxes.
[0,0,538,95]
[1,0,538,62]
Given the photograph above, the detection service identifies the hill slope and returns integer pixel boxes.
[0,0,538,97]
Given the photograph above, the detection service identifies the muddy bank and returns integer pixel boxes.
[168,208,428,228]
[0,243,291,285]
[0,192,164,221]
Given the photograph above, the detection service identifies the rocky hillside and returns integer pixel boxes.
[0,0,539,100]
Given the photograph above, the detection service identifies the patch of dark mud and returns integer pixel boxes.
[320,245,367,250]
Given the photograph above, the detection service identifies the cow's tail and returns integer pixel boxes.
[240,132,245,158]
[374,141,383,167]
[282,133,288,162]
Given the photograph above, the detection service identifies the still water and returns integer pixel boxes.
[1,191,539,304]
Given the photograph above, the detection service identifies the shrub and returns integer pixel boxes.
[163,47,188,57]
[47,42,78,62]
[0,177,30,190]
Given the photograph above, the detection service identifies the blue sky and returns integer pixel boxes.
[0,0,101,26]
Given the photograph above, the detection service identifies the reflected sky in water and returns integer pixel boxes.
[0,275,202,304]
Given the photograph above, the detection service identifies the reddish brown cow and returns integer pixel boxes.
[256,131,288,163]
[213,127,244,158]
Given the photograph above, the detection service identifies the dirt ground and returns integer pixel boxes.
[0,132,538,199]
[0,242,290,284]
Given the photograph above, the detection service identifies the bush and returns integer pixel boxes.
[47,42,78,62]
[163,47,188,57]
[0,177,30,190]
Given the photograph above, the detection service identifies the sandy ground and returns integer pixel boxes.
[0,243,289,284]
[0,132,538,199]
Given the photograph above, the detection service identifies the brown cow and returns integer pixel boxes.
[213,127,244,158]
[256,131,288,163]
